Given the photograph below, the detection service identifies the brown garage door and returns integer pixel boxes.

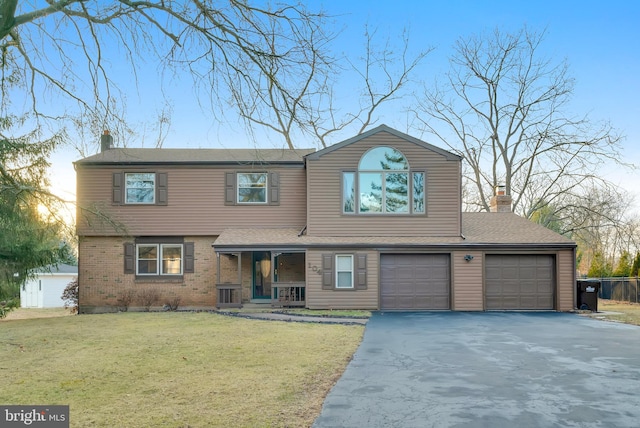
[485,255,555,310]
[380,254,450,310]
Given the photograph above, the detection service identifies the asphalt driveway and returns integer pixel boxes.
[313,312,640,428]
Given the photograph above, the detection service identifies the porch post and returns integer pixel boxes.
[270,252,275,283]
[216,253,220,284]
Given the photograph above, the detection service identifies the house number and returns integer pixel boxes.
[308,263,322,275]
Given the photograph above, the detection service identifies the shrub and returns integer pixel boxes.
[137,288,161,312]
[61,277,79,314]
[0,299,19,319]
[164,296,181,311]
[116,289,136,312]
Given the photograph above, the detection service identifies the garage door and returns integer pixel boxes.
[380,254,450,310]
[485,255,555,310]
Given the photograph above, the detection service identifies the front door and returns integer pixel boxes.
[253,252,272,299]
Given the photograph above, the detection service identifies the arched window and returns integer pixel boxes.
[343,146,425,215]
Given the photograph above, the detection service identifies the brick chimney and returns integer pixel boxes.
[489,185,512,213]
[100,130,113,152]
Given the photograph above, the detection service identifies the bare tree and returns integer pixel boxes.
[230,26,431,149]
[1,1,333,151]
[414,27,627,221]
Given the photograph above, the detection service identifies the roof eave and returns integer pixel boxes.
[305,124,462,161]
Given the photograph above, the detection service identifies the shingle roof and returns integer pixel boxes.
[75,148,316,165]
[212,213,575,250]
[32,263,78,274]
[213,228,466,249]
[461,212,574,244]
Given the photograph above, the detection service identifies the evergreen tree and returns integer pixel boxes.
[0,119,71,315]
[587,252,612,278]
[630,252,640,278]
[612,251,632,277]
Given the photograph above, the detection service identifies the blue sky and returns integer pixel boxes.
[49,0,640,210]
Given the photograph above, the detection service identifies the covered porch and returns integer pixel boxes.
[215,251,306,308]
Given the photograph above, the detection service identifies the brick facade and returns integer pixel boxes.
[78,236,217,313]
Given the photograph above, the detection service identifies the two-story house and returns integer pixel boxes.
[75,125,576,313]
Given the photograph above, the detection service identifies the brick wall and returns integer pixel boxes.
[78,236,217,313]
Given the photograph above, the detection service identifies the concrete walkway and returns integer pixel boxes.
[313,312,640,428]
[215,310,368,325]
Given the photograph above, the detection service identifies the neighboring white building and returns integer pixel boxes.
[20,264,78,308]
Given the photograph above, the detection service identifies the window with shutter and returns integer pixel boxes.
[269,172,280,205]
[184,242,195,273]
[226,171,280,205]
[124,238,190,277]
[356,254,367,290]
[225,172,236,205]
[123,243,135,274]
[113,173,123,205]
[335,255,354,289]
[114,172,168,206]
[156,172,168,205]
[321,254,333,289]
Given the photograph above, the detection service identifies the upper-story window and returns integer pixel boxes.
[237,172,268,204]
[225,171,279,206]
[125,173,155,204]
[343,146,425,215]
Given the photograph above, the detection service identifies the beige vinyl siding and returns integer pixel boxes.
[306,132,461,237]
[557,249,576,311]
[451,251,484,311]
[306,250,379,309]
[77,166,307,236]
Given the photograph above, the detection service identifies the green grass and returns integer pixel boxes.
[594,299,640,326]
[1,312,364,427]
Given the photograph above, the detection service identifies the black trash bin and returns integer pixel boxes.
[577,280,600,311]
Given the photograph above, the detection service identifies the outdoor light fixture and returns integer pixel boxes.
[260,258,271,278]
[464,254,474,262]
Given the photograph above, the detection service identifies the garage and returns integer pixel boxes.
[485,255,555,310]
[380,254,450,310]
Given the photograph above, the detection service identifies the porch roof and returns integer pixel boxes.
[214,228,463,252]
[213,212,575,251]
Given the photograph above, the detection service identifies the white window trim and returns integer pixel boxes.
[335,254,354,289]
[358,170,410,215]
[136,244,159,276]
[237,172,268,204]
[161,244,183,275]
[125,172,156,205]
[344,146,426,216]
[136,243,183,276]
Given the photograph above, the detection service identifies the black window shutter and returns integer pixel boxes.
[124,243,135,274]
[184,242,195,273]
[156,172,168,205]
[269,172,280,205]
[225,172,236,205]
[322,254,333,290]
[113,172,123,205]
[356,254,367,290]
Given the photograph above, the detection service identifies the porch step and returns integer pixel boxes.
[242,302,273,310]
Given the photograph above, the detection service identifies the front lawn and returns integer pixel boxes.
[593,299,640,326]
[1,312,364,427]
